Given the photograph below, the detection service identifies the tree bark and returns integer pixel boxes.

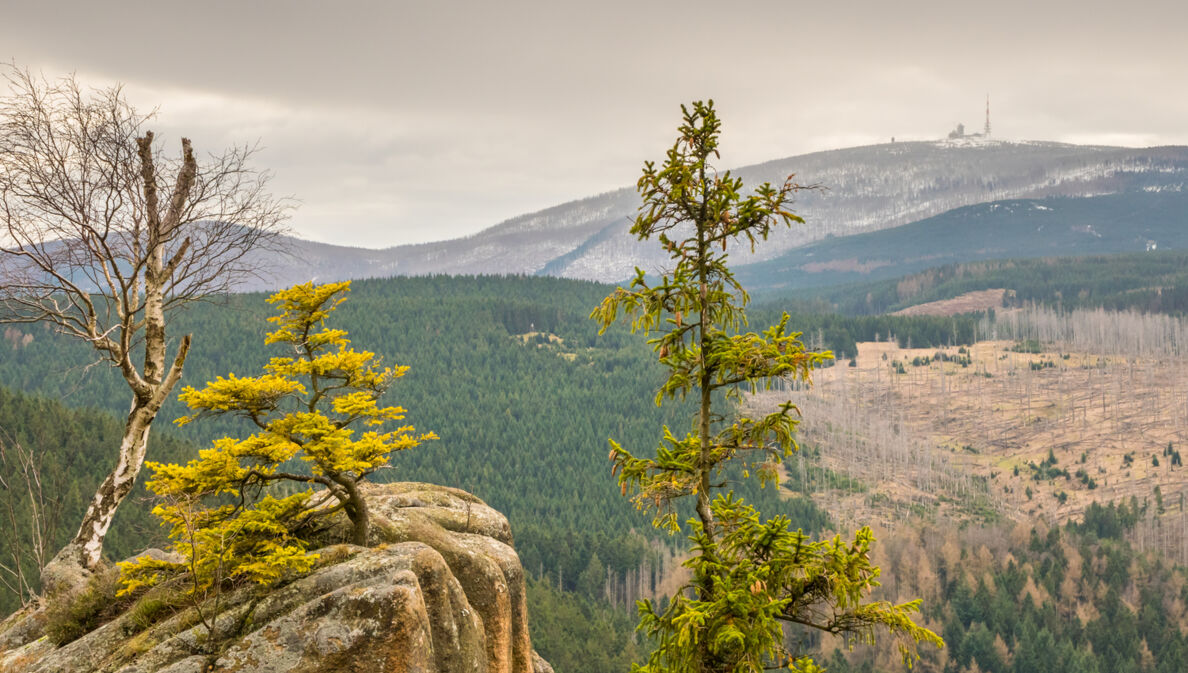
[0,71,286,593]
[70,404,154,569]
[46,334,190,581]
[339,477,371,546]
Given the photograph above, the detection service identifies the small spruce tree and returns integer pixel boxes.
[120,281,436,599]
[592,100,941,672]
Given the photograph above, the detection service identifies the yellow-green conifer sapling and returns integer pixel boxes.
[592,101,942,672]
[121,281,436,602]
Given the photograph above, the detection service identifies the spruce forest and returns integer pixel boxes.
[6,260,1188,670]
[2,39,1188,672]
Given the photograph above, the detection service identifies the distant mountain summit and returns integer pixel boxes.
[255,140,1188,289]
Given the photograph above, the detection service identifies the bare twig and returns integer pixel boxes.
[0,65,291,578]
[0,424,64,606]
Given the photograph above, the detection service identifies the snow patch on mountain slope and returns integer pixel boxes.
[256,140,1188,288]
[545,141,1188,281]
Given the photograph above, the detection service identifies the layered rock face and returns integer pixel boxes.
[0,483,553,673]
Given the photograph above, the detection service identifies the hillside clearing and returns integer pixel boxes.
[891,288,1008,317]
[752,337,1188,560]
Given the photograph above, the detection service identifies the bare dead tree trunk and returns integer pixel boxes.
[0,67,288,592]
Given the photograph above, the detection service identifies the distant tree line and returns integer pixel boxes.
[806,251,1188,317]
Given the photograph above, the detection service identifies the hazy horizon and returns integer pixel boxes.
[5,0,1186,248]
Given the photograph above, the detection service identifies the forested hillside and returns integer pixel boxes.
[0,277,672,583]
[738,190,1188,298]
[0,277,838,606]
[803,249,1188,317]
[826,506,1188,673]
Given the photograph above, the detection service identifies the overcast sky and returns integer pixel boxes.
[3,0,1185,248]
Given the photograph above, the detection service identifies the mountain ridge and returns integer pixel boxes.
[250,139,1188,289]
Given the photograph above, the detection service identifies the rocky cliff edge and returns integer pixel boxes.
[0,482,554,673]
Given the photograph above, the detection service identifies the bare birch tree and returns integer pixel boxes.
[0,67,289,590]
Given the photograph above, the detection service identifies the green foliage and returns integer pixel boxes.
[121,281,435,601]
[527,577,643,673]
[126,586,189,632]
[639,498,937,672]
[1069,500,1143,540]
[1027,449,1069,482]
[577,552,606,601]
[743,306,981,359]
[832,517,1188,673]
[593,101,940,672]
[1010,339,1044,354]
[807,247,1188,318]
[118,493,316,601]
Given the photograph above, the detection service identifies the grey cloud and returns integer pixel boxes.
[3,0,1186,247]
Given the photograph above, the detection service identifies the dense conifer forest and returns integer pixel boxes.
[804,250,1188,317]
[826,504,1188,673]
[5,271,1188,670]
[0,387,195,614]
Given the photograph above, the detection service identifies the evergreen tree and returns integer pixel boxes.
[578,552,606,600]
[120,281,436,598]
[591,101,941,672]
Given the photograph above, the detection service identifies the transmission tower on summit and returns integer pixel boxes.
[984,94,991,136]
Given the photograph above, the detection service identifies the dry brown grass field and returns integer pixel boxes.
[890,288,1009,317]
[751,336,1188,561]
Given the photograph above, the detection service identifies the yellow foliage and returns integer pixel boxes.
[123,280,433,601]
[119,493,317,598]
[175,374,305,425]
[264,281,351,346]
[159,280,433,494]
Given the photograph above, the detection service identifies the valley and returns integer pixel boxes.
[3,128,1188,671]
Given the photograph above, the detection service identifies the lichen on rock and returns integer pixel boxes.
[0,483,552,673]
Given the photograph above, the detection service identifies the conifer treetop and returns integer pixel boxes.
[592,100,942,672]
[121,280,436,603]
